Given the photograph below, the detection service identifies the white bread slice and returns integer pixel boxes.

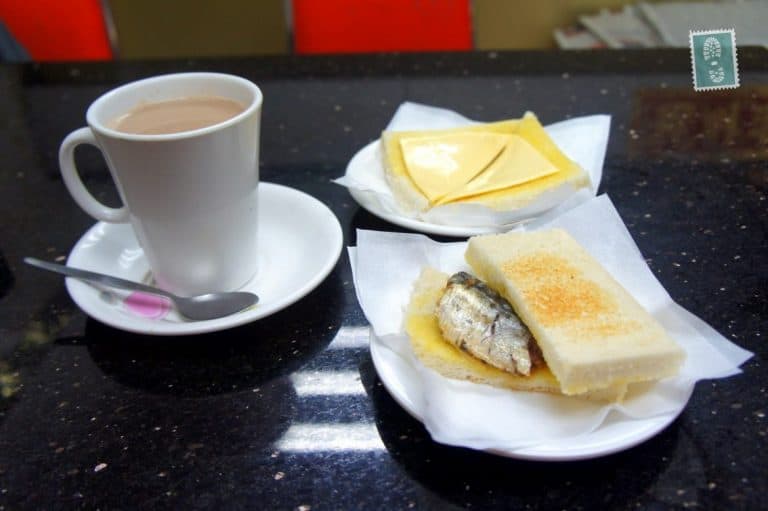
[405,267,627,402]
[381,113,591,214]
[465,229,685,395]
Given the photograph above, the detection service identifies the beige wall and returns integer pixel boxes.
[107,0,288,59]
[472,0,698,50]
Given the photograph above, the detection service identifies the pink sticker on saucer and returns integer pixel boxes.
[124,292,171,319]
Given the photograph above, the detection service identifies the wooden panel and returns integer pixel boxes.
[629,86,768,162]
[108,0,288,59]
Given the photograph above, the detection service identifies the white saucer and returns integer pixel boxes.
[370,335,691,461]
[347,141,511,237]
[65,182,343,335]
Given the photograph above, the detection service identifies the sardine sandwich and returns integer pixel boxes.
[405,229,686,401]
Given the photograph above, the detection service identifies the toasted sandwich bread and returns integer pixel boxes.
[405,267,627,402]
[381,112,591,214]
[465,229,686,395]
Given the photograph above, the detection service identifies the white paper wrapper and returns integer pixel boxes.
[349,195,753,451]
[335,102,612,228]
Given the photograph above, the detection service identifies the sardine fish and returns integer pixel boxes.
[436,271,542,376]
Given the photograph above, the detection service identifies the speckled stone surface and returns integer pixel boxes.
[0,49,766,510]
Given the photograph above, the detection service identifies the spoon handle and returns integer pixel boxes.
[24,257,172,298]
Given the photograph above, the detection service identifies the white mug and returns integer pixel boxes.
[59,72,262,296]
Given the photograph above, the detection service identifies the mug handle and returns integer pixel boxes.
[59,127,130,223]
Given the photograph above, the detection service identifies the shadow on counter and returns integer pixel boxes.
[67,266,346,398]
[358,354,694,509]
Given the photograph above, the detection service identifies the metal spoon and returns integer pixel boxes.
[24,257,259,321]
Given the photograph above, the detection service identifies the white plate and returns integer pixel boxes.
[343,112,613,238]
[369,335,692,462]
[347,140,522,237]
[65,182,343,335]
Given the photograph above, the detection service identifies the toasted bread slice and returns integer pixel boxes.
[465,229,686,395]
[405,267,627,402]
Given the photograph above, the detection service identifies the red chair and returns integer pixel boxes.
[292,0,472,54]
[0,0,112,61]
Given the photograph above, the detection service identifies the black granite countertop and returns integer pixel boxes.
[0,49,766,510]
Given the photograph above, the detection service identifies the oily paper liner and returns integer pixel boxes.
[335,101,611,227]
[349,195,753,451]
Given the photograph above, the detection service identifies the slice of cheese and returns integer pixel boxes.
[381,120,521,212]
[435,134,558,205]
[400,132,509,203]
[381,114,590,213]
[447,113,591,209]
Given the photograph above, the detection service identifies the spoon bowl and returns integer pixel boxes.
[172,291,259,321]
[25,257,259,321]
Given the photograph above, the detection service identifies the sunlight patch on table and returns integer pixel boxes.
[290,370,365,396]
[327,326,370,350]
[275,423,385,452]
